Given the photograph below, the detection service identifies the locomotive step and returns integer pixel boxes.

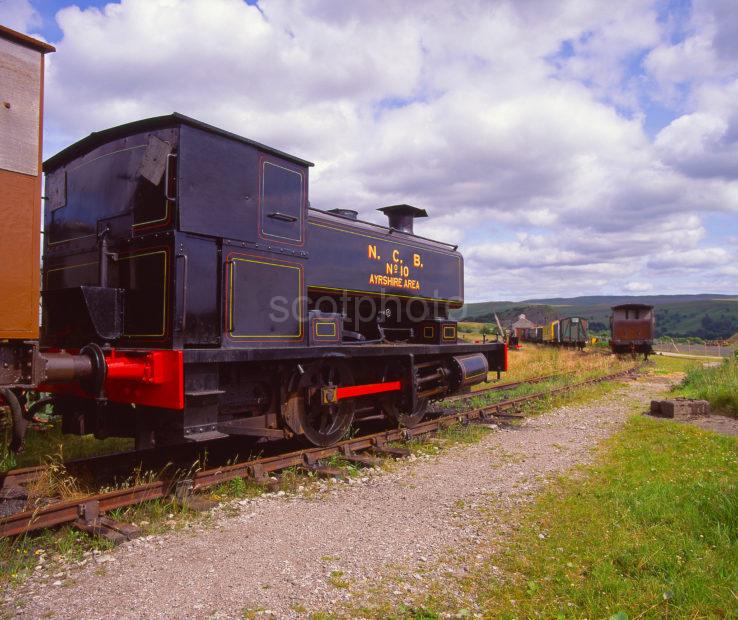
[183,430,229,442]
[185,390,227,397]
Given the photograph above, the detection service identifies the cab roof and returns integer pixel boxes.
[44,113,314,171]
[0,24,55,53]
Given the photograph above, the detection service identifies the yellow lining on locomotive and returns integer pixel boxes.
[132,196,170,229]
[46,232,97,247]
[314,321,337,338]
[307,285,462,306]
[116,250,168,337]
[48,145,150,245]
[423,326,434,338]
[44,260,98,285]
[309,220,463,300]
[310,220,460,257]
[464,369,487,380]
[442,325,456,339]
[44,250,169,338]
[456,356,487,380]
[228,256,303,339]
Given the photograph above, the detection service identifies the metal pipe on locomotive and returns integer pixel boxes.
[0,25,506,452]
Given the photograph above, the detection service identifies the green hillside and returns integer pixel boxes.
[452,295,738,339]
[453,303,560,329]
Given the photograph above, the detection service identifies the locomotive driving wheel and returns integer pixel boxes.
[380,396,429,428]
[298,359,356,447]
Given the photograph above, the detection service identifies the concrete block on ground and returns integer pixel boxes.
[650,400,672,418]
[649,398,711,419]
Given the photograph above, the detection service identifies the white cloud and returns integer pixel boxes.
[35,0,738,301]
[644,31,717,93]
[655,80,738,182]
[0,0,40,31]
[645,0,738,185]
[553,1,661,110]
[624,281,653,292]
[647,247,730,270]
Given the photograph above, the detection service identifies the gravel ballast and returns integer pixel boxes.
[5,376,673,619]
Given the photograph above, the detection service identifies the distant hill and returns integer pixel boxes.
[455,304,560,329]
[452,294,738,339]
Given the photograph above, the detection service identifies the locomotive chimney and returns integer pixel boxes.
[377,204,428,235]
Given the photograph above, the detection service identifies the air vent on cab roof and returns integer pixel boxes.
[377,204,428,234]
[326,208,359,220]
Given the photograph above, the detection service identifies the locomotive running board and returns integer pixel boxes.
[217,416,287,439]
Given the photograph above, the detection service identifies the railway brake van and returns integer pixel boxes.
[609,303,655,358]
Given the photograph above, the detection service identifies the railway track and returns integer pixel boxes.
[443,372,562,403]
[0,366,638,540]
[0,436,266,503]
[0,372,564,494]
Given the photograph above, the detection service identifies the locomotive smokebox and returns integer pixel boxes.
[378,204,428,234]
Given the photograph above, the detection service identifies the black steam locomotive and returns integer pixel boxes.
[38,114,506,448]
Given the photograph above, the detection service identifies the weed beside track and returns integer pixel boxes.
[671,357,738,417]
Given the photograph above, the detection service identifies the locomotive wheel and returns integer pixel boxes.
[0,389,29,453]
[380,396,429,428]
[298,360,356,447]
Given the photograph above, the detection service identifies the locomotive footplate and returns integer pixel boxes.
[176,342,507,447]
[182,342,506,365]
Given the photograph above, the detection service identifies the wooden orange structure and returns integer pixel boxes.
[0,24,54,340]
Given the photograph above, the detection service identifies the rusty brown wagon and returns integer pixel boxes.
[609,303,655,359]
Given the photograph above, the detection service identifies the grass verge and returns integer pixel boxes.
[650,354,701,375]
[1,418,133,473]
[671,358,738,417]
[481,345,629,386]
[352,415,738,619]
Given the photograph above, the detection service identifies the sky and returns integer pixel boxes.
[1,0,737,302]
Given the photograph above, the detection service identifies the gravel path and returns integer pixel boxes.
[5,376,672,619]
[687,414,738,437]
